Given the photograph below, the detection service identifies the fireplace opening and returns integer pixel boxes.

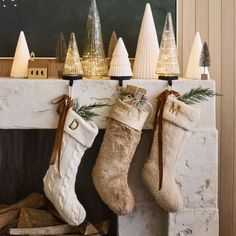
[0,130,117,236]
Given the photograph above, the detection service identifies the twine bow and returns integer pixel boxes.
[122,94,153,116]
[150,90,180,191]
[49,95,73,171]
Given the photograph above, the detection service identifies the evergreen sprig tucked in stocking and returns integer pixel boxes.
[44,95,98,225]
[142,90,200,212]
[92,89,149,215]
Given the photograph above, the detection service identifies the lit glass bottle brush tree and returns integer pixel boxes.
[156,12,180,82]
[63,32,83,84]
[82,0,108,79]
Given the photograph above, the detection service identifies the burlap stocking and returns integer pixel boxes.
[142,94,200,212]
[92,99,148,215]
[44,108,98,225]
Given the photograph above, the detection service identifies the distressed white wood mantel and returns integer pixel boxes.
[0,79,219,236]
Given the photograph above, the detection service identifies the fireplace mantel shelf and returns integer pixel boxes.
[0,78,216,130]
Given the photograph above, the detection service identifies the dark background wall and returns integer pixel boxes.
[0,0,176,57]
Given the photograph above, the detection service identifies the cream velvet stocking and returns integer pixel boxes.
[142,95,200,212]
[43,108,98,225]
[92,99,148,215]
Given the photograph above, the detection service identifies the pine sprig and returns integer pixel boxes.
[177,87,222,105]
[73,100,110,121]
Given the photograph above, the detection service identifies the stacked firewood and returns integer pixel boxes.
[0,193,110,236]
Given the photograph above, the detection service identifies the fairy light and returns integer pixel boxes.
[82,0,108,78]
[156,12,180,78]
[2,0,18,8]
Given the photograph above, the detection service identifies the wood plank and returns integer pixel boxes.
[196,0,209,43]
[182,0,196,77]
[9,225,81,235]
[220,0,235,235]
[177,0,183,76]
[233,2,236,236]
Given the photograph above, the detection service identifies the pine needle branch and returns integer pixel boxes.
[73,100,110,121]
[177,87,222,105]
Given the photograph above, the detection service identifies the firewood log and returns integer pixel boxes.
[95,219,111,235]
[17,208,62,228]
[78,220,99,235]
[0,193,44,229]
[0,205,7,209]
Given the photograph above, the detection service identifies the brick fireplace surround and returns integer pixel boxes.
[0,79,218,236]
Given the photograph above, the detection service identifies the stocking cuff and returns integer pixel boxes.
[64,108,98,148]
[110,99,149,131]
[163,96,200,131]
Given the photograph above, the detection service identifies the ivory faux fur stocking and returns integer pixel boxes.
[44,108,98,225]
[142,95,200,212]
[92,99,148,215]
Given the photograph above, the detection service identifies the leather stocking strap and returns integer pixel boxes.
[151,90,180,191]
[50,95,73,171]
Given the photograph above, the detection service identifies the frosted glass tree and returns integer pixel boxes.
[133,3,159,79]
[156,13,180,80]
[63,32,83,80]
[185,32,209,79]
[82,0,108,78]
[108,38,132,85]
[10,31,30,78]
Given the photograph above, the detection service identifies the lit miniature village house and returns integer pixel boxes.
[28,52,48,79]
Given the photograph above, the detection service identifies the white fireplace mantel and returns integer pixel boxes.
[0,79,219,236]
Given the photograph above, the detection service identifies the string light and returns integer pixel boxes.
[2,0,18,8]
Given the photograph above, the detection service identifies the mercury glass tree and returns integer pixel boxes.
[82,0,108,78]
[156,13,180,81]
[55,32,67,78]
[63,32,83,80]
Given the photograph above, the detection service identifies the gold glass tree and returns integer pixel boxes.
[63,32,83,80]
[156,12,180,81]
[82,0,108,78]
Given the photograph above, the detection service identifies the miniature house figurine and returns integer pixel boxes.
[28,53,48,79]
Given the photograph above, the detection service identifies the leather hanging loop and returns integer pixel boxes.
[150,90,180,191]
[50,95,73,171]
